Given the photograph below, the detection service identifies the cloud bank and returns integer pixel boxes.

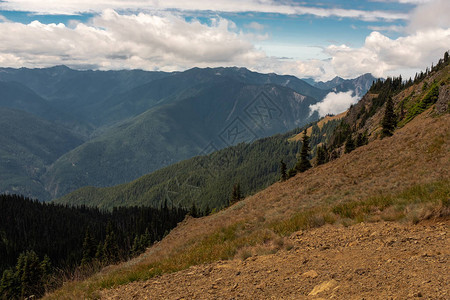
[325,28,450,79]
[0,10,264,70]
[0,1,448,81]
[309,91,359,117]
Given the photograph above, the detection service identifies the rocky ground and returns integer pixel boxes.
[103,219,449,299]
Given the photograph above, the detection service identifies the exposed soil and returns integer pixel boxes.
[103,219,449,299]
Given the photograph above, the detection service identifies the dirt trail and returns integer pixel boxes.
[103,219,449,299]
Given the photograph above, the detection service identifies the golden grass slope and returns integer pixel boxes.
[289,111,346,141]
[45,103,449,299]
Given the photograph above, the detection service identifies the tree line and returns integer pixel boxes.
[0,194,188,299]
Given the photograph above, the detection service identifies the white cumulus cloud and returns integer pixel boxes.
[0,10,265,70]
[324,0,450,80]
[325,28,450,79]
[309,91,359,117]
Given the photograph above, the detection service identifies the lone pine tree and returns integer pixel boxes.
[316,145,327,166]
[382,95,396,137]
[345,135,355,153]
[280,160,287,181]
[230,183,243,205]
[295,129,312,173]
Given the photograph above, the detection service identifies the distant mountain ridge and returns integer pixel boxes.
[311,73,377,97]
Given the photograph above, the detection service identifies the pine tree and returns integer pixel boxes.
[95,241,104,262]
[344,135,355,153]
[230,183,242,205]
[81,228,97,265]
[382,95,396,137]
[355,133,367,147]
[131,235,140,256]
[140,228,151,249]
[204,205,211,216]
[103,224,120,264]
[40,255,52,278]
[316,145,327,166]
[280,160,287,181]
[189,202,198,218]
[0,269,20,299]
[295,129,312,173]
[18,250,44,298]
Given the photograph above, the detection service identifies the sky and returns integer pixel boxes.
[0,0,449,81]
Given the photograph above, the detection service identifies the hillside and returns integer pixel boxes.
[45,59,449,298]
[0,108,84,200]
[55,121,336,210]
[54,100,345,210]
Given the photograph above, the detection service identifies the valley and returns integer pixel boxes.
[0,66,375,201]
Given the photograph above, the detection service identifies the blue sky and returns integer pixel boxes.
[0,0,448,81]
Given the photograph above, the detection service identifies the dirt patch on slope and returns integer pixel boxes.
[103,219,449,299]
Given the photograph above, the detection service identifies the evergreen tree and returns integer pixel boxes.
[344,135,355,153]
[204,205,211,216]
[140,228,151,249]
[18,250,44,298]
[189,202,198,218]
[230,183,242,205]
[287,168,296,179]
[102,224,120,264]
[355,133,367,147]
[131,235,140,256]
[81,229,97,265]
[95,241,104,262]
[280,160,287,181]
[0,269,20,299]
[295,129,312,173]
[40,255,52,278]
[382,95,396,137]
[316,145,327,166]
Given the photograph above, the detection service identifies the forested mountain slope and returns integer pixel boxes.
[1,66,339,201]
[0,108,84,200]
[47,79,321,200]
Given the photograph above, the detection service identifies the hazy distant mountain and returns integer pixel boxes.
[0,107,84,200]
[0,66,170,133]
[313,76,345,90]
[313,73,377,97]
[44,77,320,198]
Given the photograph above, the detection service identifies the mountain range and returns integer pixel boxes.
[0,66,376,201]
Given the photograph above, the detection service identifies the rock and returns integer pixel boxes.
[354,268,368,275]
[308,279,338,296]
[302,270,319,278]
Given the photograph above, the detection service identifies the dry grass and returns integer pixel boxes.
[45,112,449,299]
[289,111,346,141]
[47,180,449,299]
